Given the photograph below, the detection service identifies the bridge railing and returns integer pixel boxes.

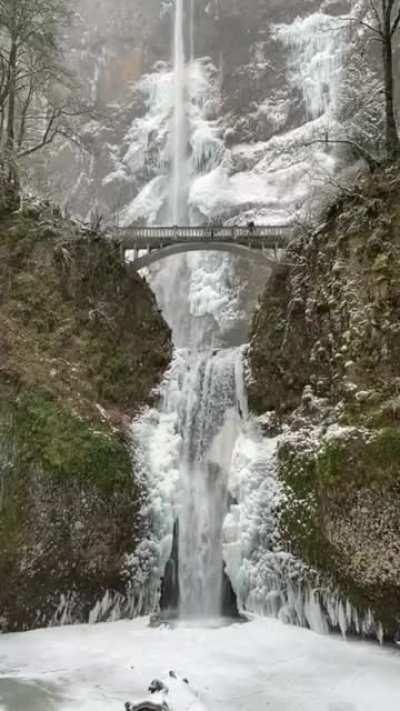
[116,224,295,244]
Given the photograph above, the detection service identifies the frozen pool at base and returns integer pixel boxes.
[0,616,399,711]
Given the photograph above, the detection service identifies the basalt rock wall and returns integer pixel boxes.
[0,201,171,632]
[248,166,400,636]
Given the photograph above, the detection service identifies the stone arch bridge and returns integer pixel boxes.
[115,225,294,269]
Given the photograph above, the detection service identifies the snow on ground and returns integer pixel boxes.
[0,616,399,711]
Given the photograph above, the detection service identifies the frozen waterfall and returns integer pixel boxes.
[132,343,247,619]
[163,0,244,618]
[177,349,245,617]
[127,0,373,637]
[275,13,346,120]
[130,0,245,619]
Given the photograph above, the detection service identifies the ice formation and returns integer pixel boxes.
[223,421,384,639]
[113,7,351,230]
[274,12,347,120]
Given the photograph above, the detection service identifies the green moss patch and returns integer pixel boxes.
[0,385,143,631]
[278,443,326,568]
[316,427,400,489]
[10,390,133,493]
[278,428,400,634]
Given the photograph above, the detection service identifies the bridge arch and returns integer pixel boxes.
[117,224,294,269]
[129,241,280,270]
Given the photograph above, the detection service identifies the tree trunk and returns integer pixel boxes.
[17,83,34,150]
[382,34,400,159]
[6,39,18,184]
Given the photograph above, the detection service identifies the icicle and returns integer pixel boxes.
[275,13,346,119]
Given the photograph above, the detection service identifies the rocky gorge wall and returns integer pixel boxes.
[248,166,400,638]
[0,202,171,632]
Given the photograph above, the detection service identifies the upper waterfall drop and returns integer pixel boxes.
[190,0,195,62]
[171,0,188,224]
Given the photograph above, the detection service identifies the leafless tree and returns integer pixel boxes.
[349,0,400,159]
[0,0,98,186]
[303,2,400,168]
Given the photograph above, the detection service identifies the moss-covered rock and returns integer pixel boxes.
[0,202,172,631]
[278,426,400,634]
[0,204,171,422]
[0,391,143,631]
[248,166,400,637]
[249,167,400,417]
[278,440,323,568]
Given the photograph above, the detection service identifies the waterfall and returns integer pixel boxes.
[166,0,243,618]
[171,0,187,223]
[127,1,370,636]
[91,3,384,639]
[130,0,245,620]
[190,0,195,62]
[177,350,244,617]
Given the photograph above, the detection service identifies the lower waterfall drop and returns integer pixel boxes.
[176,349,244,618]
[154,347,245,619]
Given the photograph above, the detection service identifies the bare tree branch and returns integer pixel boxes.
[391,5,400,34]
[337,15,384,37]
[17,110,59,157]
[368,0,384,32]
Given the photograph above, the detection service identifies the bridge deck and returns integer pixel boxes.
[117,225,294,251]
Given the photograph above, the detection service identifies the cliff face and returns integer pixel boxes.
[0,202,171,631]
[248,167,400,636]
[34,0,355,225]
